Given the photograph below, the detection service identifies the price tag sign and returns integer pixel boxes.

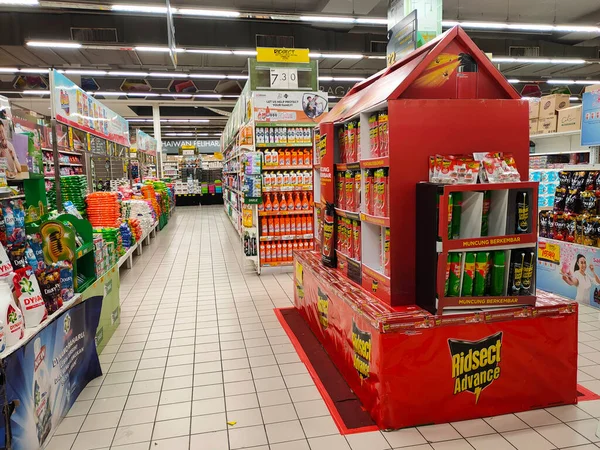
[269,68,298,90]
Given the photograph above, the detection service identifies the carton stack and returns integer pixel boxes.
[529,94,582,135]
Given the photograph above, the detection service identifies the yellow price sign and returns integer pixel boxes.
[256,47,310,64]
[295,261,303,285]
[538,241,560,264]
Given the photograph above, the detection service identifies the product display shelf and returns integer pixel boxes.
[416,182,538,313]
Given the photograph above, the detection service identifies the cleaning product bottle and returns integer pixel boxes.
[274,217,281,236]
[280,194,287,211]
[461,252,476,296]
[308,192,314,208]
[307,216,313,234]
[290,216,297,235]
[273,194,280,211]
[304,150,311,165]
[268,218,275,236]
[278,150,285,166]
[448,253,461,297]
[302,193,309,210]
[283,171,290,187]
[291,150,298,166]
[265,194,273,212]
[285,150,292,166]
[287,193,294,211]
[285,217,291,235]
[490,251,506,296]
[0,277,24,347]
[290,171,298,186]
[261,218,268,236]
[276,242,283,261]
[295,193,302,211]
[265,243,272,263]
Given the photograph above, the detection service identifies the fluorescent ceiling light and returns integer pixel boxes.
[575,80,600,84]
[65,69,107,76]
[194,94,222,98]
[318,76,333,82]
[570,97,580,101]
[355,18,388,25]
[547,80,575,84]
[222,95,240,98]
[20,68,49,73]
[319,53,364,59]
[492,57,586,64]
[226,75,249,79]
[187,49,233,55]
[89,91,124,96]
[368,55,387,60]
[300,16,356,24]
[178,8,240,18]
[232,50,257,56]
[27,41,82,49]
[330,76,365,82]
[127,92,160,97]
[507,79,520,83]
[0,0,38,5]
[148,72,188,78]
[166,132,194,136]
[189,119,210,123]
[22,90,50,95]
[127,119,151,122]
[189,74,227,79]
[108,71,149,77]
[161,94,193,98]
[111,4,167,13]
[135,46,170,52]
[0,68,18,73]
[442,20,600,33]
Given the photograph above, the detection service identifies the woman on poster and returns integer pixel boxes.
[561,254,600,302]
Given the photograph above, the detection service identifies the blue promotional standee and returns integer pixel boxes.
[0,295,103,450]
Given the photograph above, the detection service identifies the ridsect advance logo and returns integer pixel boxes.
[448,332,502,403]
[317,288,329,329]
[352,320,371,379]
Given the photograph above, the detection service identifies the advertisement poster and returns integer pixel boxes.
[253,91,328,123]
[134,129,157,157]
[537,238,600,309]
[50,71,130,147]
[581,90,600,146]
[82,267,120,354]
[0,296,103,450]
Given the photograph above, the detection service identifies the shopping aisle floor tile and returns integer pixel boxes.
[52,205,600,450]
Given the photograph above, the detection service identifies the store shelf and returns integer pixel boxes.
[360,156,390,169]
[335,162,361,171]
[256,143,313,148]
[42,148,82,156]
[262,165,313,171]
[530,130,581,140]
[224,185,243,196]
[360,212,390,227]
[43,161,83,166]
[260,234,314,242]
[76,242,93,259]
[259,209,313,216]
[255,123,315,128]
[335,208,360,221]
[440,233,538,252]
[263,185,313,192]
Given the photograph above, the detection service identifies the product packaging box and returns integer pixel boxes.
[538,116,557,134]
[529,118,539,135]
[557,105,582,132]
[584,84,600,93]
[539,94,570,118]
[528,99,540,119]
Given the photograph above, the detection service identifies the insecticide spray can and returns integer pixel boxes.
[447,253,462,297]
[444,253,451,296]
[474,252,489,296]
[461,252,476,296]
[490,251,506,296]
[452,192,462,240]
[516,191,530,234]
[520,251,534,295]
[481,191,491,236]
[509,251,525,295]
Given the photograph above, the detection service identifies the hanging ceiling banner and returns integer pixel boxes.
[134,129,157,157]
[256,48,310,64]
[49,70,130,147]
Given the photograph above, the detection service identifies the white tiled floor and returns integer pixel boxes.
[47,205,600,450]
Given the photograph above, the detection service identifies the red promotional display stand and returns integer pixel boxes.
[292,26,578,430]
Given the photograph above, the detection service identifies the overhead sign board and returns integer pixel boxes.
[582,90,600,146]
[256,48,310,64]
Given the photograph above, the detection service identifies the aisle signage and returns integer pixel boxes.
[254,91,328,123]
[257,47,310,64]
[581,89,600,146]
[270,68,299,90]
[135,129,157,157]
[50,70,130,147]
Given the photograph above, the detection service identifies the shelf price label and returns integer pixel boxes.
[270,68,298,90]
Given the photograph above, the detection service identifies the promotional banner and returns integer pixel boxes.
[82,267,120,354]
[537,237,600,309]
[50,71,130,147]
[0,296,103,450]
[134,129,157,157]
[253,91,328,123]
[581,90,600,146]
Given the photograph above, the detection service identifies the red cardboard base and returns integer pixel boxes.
[293,251,578,430]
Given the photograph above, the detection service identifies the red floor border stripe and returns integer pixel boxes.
[577,384,600,402]
[274,307,379,435]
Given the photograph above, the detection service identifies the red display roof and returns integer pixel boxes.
[320,26,520,124]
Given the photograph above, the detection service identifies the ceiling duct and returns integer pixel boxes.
[70,27,119,44]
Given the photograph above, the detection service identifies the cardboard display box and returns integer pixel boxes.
[528,99,540,119]
[538,116,557,134]
[557,105,582,132]
[529,118,539,135]
[539,94,570,118]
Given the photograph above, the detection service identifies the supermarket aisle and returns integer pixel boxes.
[46,205,600,450]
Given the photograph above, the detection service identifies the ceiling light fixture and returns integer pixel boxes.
[186,49,233,55]
[161,94,193,98]
[232,50,257,56]
[570,97,581,101]
[20,68,49,73]
[507,79,521,83]
[89,91,124,96]
[27,41,82,49]
[194,94,223,98]
[318,53,364,59]
[300,16,357,24]
[134,46,171,53]
[355,18,388,25]
[189,119,210,123]
[0,0,38,4]
[108,71,150,77]
[148,72,189,78]
[575,80,600,85]
[22,90,50,95]
[126,92,160,97]
[226,75,249,79]
[177,8,240,18]
[65,69,108,76]
[0,68,18,73]
[189,74,227,79]
[491,57,586,64]
[111,4,168,14]
[442,20,600,33]
[547,80,575,84]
